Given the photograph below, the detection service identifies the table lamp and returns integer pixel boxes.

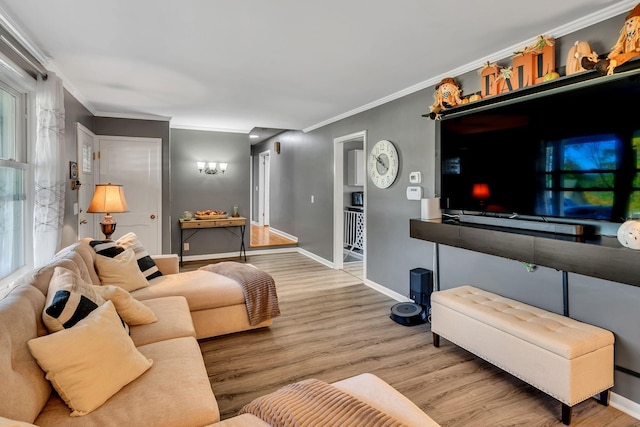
[87,183,129,240]
[472,183,490,208]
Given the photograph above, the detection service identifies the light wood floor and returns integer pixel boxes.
[250,225,297,248]
[184,253,639,426]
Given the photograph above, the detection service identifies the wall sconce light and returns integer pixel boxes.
[197,162,228,175]
[274,141,281,154]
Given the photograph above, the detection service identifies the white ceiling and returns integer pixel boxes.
[0,0,634,134]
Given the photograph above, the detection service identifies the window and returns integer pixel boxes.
[0,79,29,293]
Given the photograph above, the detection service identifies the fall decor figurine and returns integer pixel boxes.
[429,77,462,119]
[582,3,640,75]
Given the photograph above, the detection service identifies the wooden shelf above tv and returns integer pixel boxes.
[422,58,640,121]
[410,218,640,287]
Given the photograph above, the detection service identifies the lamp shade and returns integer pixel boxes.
[472,183,491,199]
[87,184,129,213]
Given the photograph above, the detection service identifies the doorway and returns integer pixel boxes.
[258,150,270,226]
[333,130,366,277]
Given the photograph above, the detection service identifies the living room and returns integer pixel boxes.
[2,1,640,425]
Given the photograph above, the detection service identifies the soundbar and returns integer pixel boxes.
[458,214,584,236]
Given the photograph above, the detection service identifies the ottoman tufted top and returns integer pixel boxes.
[431,285,614,359]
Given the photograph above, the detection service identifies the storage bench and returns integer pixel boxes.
[431,285,614,425]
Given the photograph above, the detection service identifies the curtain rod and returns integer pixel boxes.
[0,25,47,80]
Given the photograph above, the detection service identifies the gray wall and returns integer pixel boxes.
[171,129,251,256]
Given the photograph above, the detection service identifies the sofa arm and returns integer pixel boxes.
[152,254,179,275]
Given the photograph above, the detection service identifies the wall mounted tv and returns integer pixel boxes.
[439,71,640,225]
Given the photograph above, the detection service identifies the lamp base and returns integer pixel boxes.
[100,222,117,240]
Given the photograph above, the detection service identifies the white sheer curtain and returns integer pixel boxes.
[33,72,65,267]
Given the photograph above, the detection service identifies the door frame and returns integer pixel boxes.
[76,123,96,238]
[258,150,271,226]
[333,130,367,270]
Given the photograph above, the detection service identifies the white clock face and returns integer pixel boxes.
[368,140,399,189]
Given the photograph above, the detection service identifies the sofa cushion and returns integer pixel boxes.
[128,296,195,347]
[27,301,153,417]
[95,249,149,292]
[42,267,106,333]
[93,285,157,326]
[133,270,245,310]
[33,337,219,427]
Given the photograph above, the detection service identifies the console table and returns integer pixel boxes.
[179,217,247,265]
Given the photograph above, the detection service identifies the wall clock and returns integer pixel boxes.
[368,140,399,189]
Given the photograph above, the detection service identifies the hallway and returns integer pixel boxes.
[250,225,297,248]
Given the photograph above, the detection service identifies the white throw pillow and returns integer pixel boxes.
[95,248,149,292]
[28,301,153,416]
[93,285,157,325]
[115,232,162,280]
[42,266,106,333]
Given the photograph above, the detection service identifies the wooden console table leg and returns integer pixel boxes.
[562,403,572,425]
[433,332,440,348]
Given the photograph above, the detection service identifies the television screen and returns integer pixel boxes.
[439,75,640,224]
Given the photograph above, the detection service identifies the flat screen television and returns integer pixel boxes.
[439,70,640,225]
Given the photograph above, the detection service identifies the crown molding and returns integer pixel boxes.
[94,111,171,122]
[170,123,250,134]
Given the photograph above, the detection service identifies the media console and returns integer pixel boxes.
[409,218,640,287]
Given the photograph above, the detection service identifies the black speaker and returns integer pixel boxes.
[410,268,433,307]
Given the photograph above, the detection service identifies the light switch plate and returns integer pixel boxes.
[409,171,422,184]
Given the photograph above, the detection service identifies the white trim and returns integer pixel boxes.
[95,111,171,122]
[0,4,49,67]
[297,247,333,269]
[268,227,298,243]
[303,0,639,133]
[363,278,412,303]
[170,123,249,133]
[611,391,640,421]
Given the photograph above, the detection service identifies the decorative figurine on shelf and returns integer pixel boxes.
[429,77,463,120]
[582,3,640,75]
[565,40,593,75]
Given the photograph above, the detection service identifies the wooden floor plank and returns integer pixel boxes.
[184,253,639,426]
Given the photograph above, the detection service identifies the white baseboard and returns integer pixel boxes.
[296,247,334,268]
[363,278,411,303]
[611,391,640,420]
[268,227,298,242]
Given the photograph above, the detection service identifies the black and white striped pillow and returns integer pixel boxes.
[43,290,100,331]
[90,235,162,281]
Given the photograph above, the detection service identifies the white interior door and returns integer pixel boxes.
[77,123,96,239]
[95,135,162,254]
[258,151,270,226]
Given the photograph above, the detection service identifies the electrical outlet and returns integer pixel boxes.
[183,242,190,251]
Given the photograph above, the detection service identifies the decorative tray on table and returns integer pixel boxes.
[194,210,228,220]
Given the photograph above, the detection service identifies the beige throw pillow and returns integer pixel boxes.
[93,285,157,325]
[95,248,149,292]
[28,301,153,416]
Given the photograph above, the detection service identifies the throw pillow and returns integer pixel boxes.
[116,232,163,280]
[95,248,150,292]
[93,285,158,325]
[28,301,153,417]
[42,266,107,333]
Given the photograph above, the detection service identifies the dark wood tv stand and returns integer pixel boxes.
[409,218,640,288]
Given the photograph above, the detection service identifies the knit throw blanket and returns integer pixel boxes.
[239,378,407,427]
[199,262,280,325]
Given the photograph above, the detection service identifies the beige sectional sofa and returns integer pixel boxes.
[0,238,439,426]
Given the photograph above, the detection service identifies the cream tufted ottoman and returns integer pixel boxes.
[431,285,614,425]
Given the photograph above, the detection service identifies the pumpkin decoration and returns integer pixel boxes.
[617,219,640,249]
[566,41,593,75]
[429,77,463,119]
[582,3,640,75]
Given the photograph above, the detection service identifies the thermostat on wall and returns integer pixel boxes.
[406,186,423,200]
[409,171,422,184]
